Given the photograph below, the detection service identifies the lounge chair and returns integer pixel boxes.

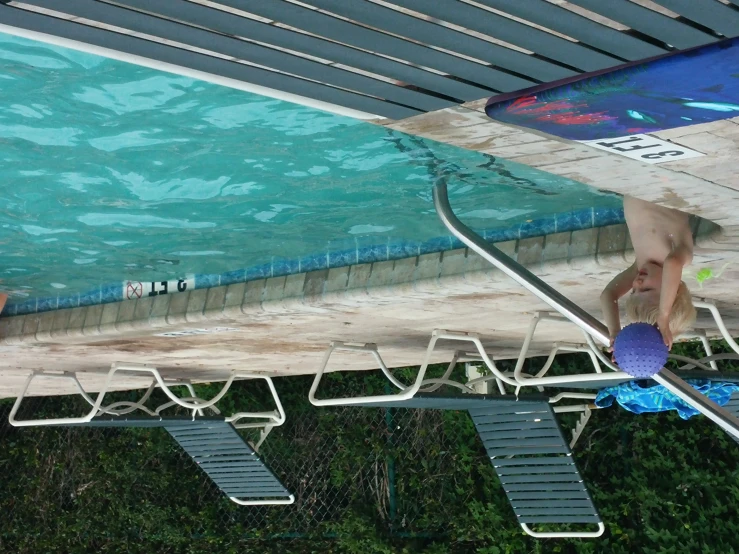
[308,332,603,537]
[63,415,294,505]
[9,363,294,505]
[362,393,602,538]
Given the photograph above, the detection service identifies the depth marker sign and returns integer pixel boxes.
[123,277,195,300]
[578,134,704,164]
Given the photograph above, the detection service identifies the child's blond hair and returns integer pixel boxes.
[625,281,696,335]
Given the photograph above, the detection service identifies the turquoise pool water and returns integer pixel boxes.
[0,32,621,314]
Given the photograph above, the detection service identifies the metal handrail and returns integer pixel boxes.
[433,182,739,440]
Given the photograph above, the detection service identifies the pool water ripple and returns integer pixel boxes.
[0,32,621,313]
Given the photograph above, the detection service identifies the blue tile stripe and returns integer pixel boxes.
[2,207,624,318]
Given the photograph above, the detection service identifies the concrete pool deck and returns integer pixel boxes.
[1,109,739,399]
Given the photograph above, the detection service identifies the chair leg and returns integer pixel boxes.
[515,312,605,383]
[251,424,275,453]
[227,374,286,430]
[569,406,593,450]
[308,338,430,406]
[694,299,739,356]
[109,363,238,413]
[9,371,113,426]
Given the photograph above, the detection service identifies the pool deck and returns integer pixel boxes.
[1,106,739,399]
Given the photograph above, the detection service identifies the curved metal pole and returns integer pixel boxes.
[433,182,610,345]
[433,182,739,440]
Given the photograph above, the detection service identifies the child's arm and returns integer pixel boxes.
[600,263,637,340]
[657,247,691,349]
[0,293,7,315]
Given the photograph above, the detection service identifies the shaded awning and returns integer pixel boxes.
[1,0,737,120]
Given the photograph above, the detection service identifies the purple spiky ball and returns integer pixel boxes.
[614,323,668,378]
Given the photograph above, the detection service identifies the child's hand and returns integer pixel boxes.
[607,336,617,364]
[657,317,673,350]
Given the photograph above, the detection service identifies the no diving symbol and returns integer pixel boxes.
[126,281,143,299]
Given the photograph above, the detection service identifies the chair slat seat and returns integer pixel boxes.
[468,398,600,530]
[67,416,292,504]
[362,392,602,534]
[725,394,739,443]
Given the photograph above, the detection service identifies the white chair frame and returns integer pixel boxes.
[694,299,739,359]
[308,329,601,538]
[9,363,286,450]
[309,327,603,407]
[308,329,528,407]
[308,306,739,536]
[514,312,602,380]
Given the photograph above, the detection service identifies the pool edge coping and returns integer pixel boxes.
[1,205,625,318]
[0,219,722,346]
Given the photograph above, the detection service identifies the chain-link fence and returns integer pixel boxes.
[0,377,510,551]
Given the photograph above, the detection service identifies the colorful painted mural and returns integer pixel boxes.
[485,37,739,141]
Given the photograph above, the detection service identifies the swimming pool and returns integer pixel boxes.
[0,32,622,316]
